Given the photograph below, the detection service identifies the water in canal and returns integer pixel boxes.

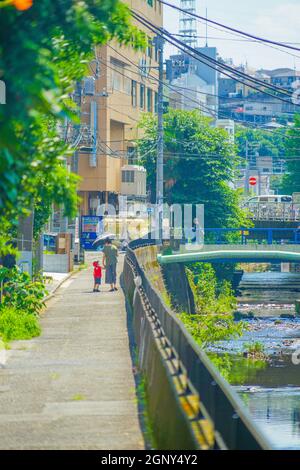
[209,271,300,449]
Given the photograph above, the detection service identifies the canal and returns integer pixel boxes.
[209,271,300,450]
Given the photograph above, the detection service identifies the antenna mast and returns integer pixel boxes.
[179,0,198,48]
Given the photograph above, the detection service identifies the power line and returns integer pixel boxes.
[104,45,300,139]
[158,0,300,53]
[172,20,300,61]
[106,43,285,105]
[173,34,300,45]
[132,11,297,105]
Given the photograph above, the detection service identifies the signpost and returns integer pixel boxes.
[249,176,257,186]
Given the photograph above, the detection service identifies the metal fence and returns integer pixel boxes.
[248,203,300,222]
[204,227,300,245]
[125,239,273,450]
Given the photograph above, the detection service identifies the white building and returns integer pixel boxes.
[169,71,218,117]
[214,119,235,143]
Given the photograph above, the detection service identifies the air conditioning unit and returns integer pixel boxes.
[121,165,147,200]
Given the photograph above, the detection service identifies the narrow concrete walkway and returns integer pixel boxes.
[0,259,144,450]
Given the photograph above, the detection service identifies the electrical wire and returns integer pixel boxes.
[158,0,300,53]
[172,16,300,62]
[173,34,300,45]
[133,10,298,102]
[107,43,293,105]
[102,46,300,139]
[132,11,298,105]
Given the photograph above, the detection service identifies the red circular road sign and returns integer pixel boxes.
[249,177,257,186]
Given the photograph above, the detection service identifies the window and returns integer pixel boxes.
[147,88,152,112]
[127,147,137,164]
[140,84,145,109]
[122,170,135,183]
[111,58,130,94]
[131,80,137,107]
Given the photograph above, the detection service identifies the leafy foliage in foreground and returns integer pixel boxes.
[1,268,47,316]
[0,266,46,341]
[0,0,146,251]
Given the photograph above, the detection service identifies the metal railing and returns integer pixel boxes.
[248,203,300,222]
[125,239,273,450]
[204,227,300,245]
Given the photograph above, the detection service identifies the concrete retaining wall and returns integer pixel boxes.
[122,251,213,450]
[134,245,195,314]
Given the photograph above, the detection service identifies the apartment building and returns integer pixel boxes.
[77,0,163,216]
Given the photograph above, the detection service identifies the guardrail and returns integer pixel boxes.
[204,227,300,245]
[248,203,300,222]
[123,239,273,450]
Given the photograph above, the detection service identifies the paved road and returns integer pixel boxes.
[0,259,144,450]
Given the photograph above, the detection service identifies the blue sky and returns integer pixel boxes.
[163,0,300,70]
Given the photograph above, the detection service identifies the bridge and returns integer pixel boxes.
[158,228,300,264]
[158,245,300,264]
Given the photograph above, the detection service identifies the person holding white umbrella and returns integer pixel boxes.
[102,238,118,292]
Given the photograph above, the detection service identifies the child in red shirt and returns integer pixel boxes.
[93,261,102,292]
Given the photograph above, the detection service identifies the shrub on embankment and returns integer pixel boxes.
[0,267,46,342]
[180,263,244,348]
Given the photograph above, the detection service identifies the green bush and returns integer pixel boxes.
[180,311,244,348]
[2,268,47,316]
[0,306,41,342]
[181,263,244,348]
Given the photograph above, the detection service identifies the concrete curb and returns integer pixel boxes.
[43,269,79,304]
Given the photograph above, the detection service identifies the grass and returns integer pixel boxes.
[136,376,157,449]
[0,338,10,350]
[71,394,86,401]
[0,306,41,342]
[244,341,264,354]
[243,341,268,362]
[50,372,60,380]
[77,263,88,272]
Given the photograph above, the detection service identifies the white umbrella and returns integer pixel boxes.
[92,233,117,247]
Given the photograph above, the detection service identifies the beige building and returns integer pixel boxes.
[77,0,163,216]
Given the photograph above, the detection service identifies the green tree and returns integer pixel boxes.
[0,0,146,253]
[281,114,300,193]
[235,126,286,159]
[139,109,249,228]
[235,126,287,193]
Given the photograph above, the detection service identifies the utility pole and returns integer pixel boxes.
[244,140,249,194]
[155,35,164,243]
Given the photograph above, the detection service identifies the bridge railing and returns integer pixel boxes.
[204,227,300,245]
[124,239,273,450]
[248,203,300,222]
